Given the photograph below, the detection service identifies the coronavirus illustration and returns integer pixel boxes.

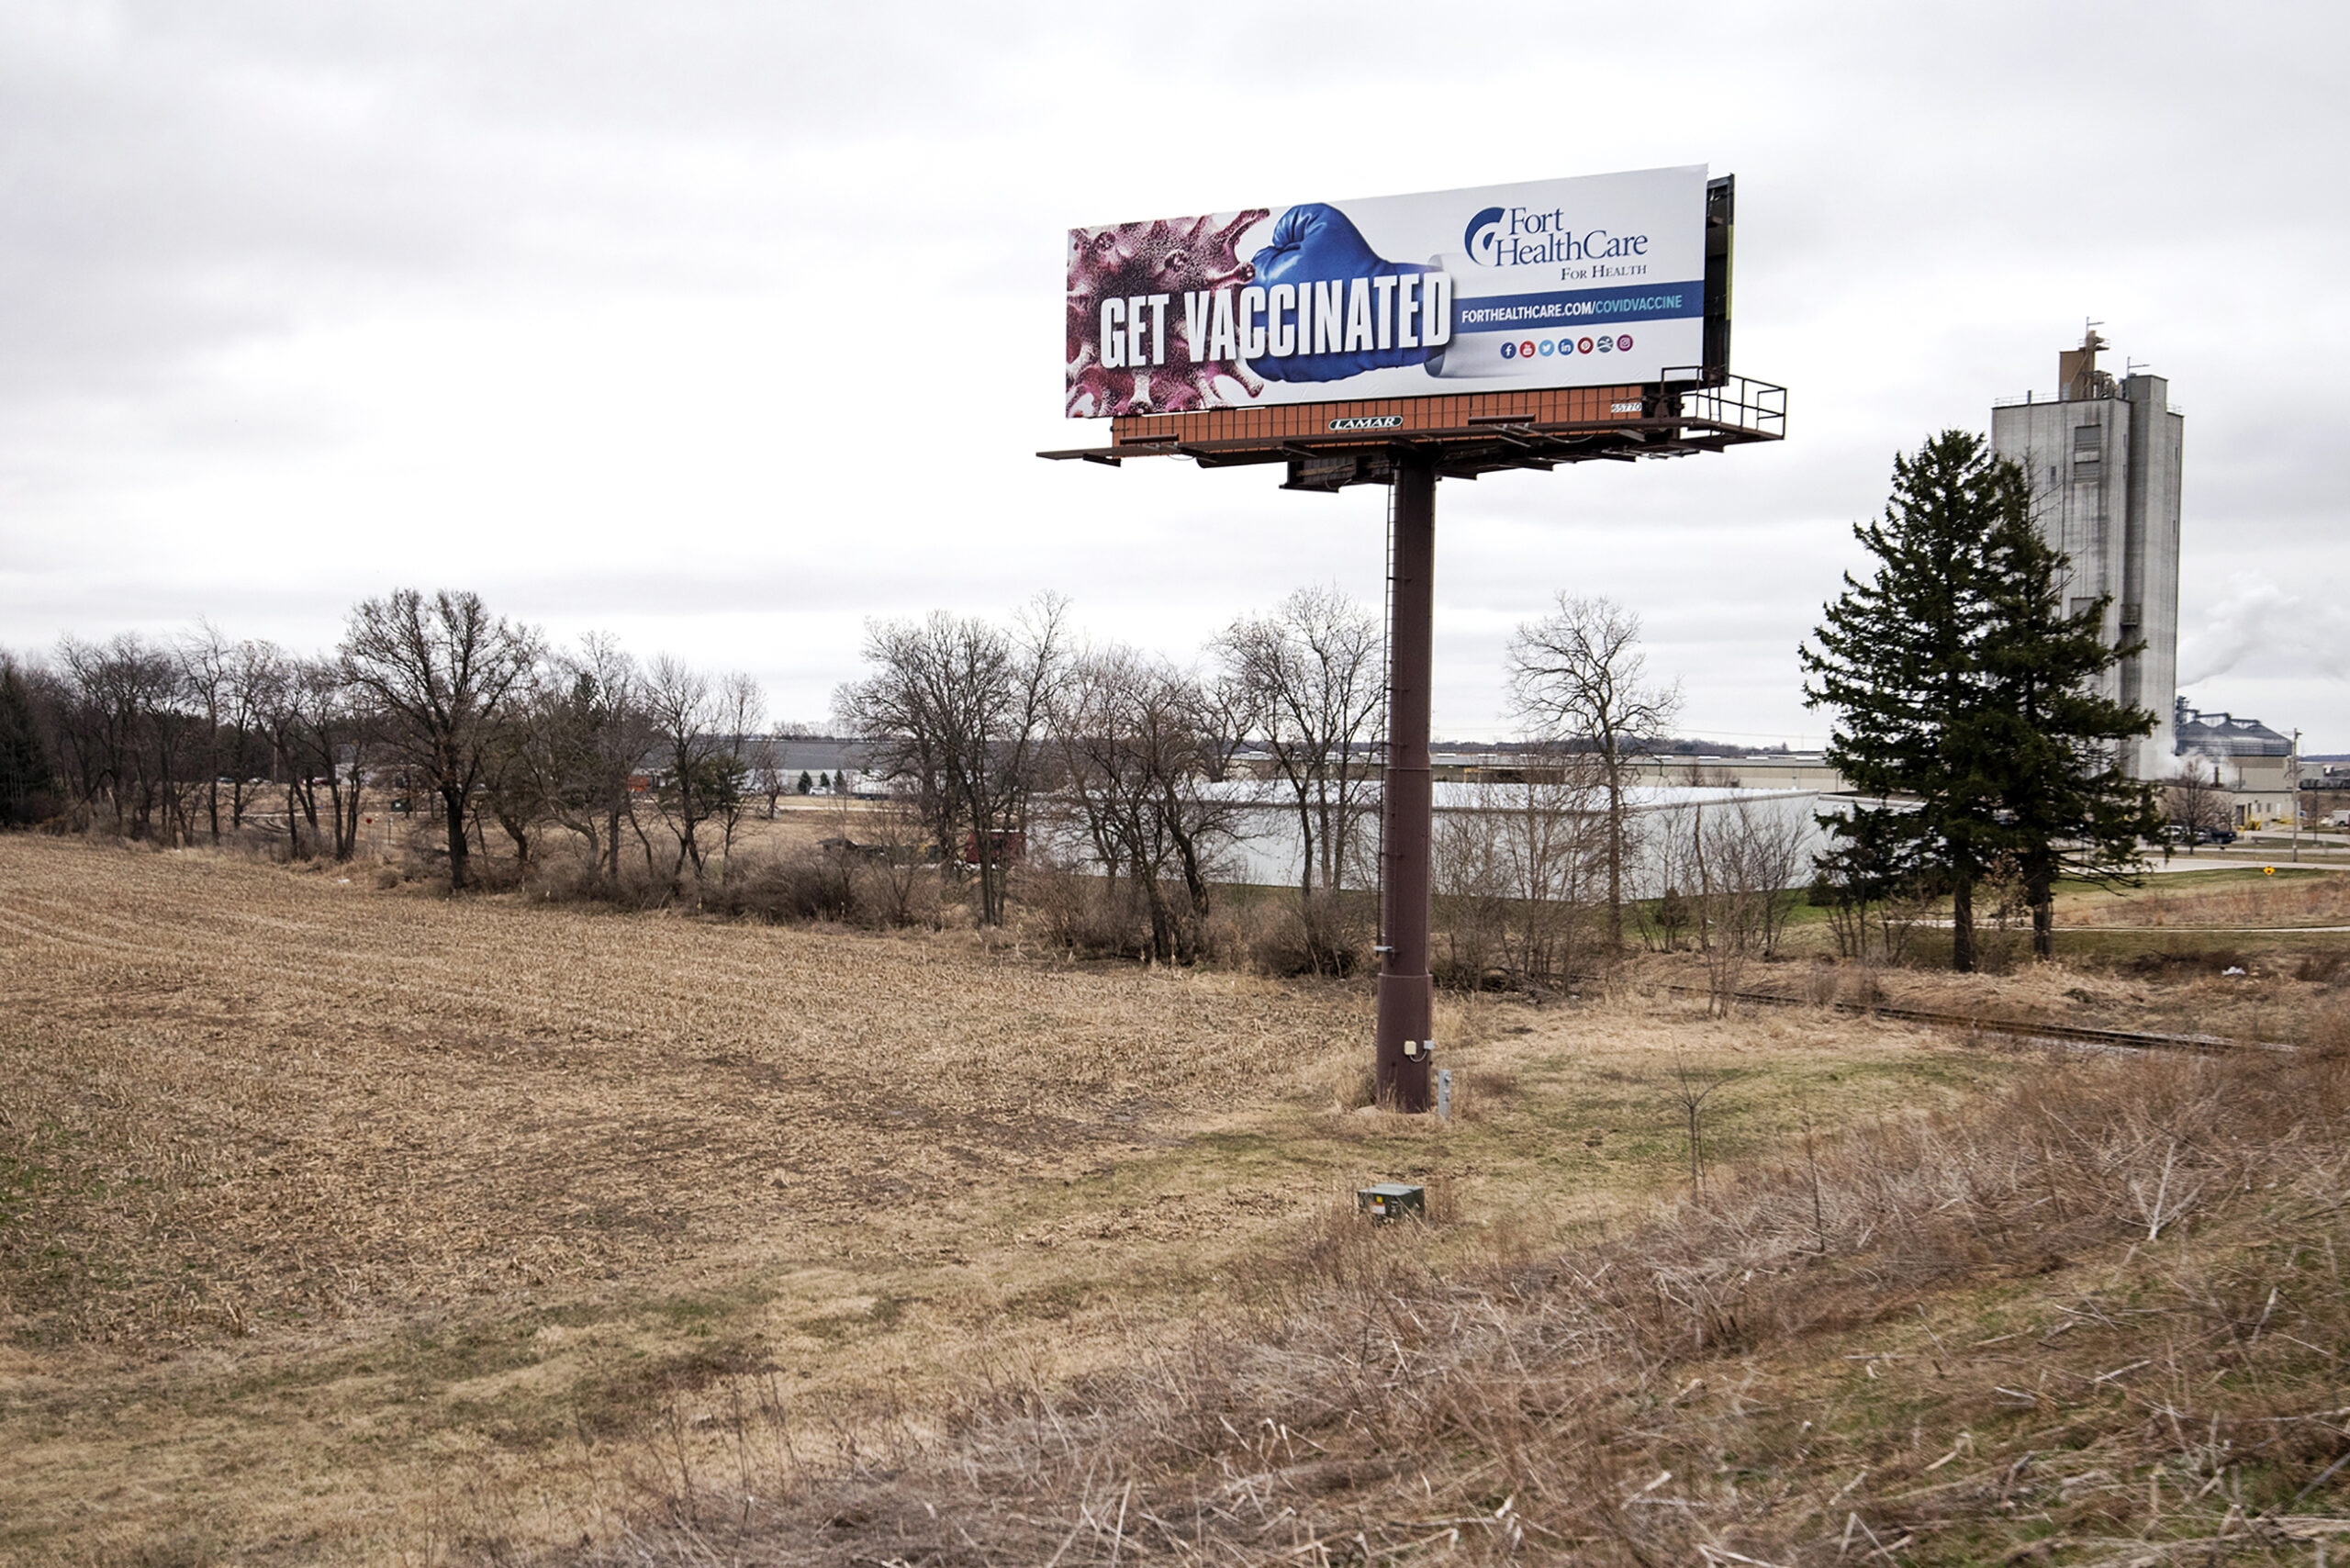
[1066,209,1267,418]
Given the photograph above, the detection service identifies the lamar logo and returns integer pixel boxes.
[1328,414,1404,431]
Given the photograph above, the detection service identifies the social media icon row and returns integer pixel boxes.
[1500,334,1633,361]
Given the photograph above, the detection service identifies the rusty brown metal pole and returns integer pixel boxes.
[1375,455,1436,1112]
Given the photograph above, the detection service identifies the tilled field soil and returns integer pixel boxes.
[0,835,2000,1564]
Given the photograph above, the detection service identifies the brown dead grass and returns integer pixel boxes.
[0,834,2025,1564]
[574,1045,2350,1568]
[1638,933,2349,1049]
[2078,866,2350,930]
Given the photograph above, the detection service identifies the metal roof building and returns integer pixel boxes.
[2173,700,2291,758]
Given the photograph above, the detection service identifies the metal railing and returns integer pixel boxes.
[1672,373,1786,441]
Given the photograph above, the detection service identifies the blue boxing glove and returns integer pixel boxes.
[1248,204,1438,383]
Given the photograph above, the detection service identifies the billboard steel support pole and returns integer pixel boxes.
[1375,455,1436,1113]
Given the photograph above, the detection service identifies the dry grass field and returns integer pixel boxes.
[0,832,1353,1562]
[3,834,2317,1563]
[2071,864,2350,929]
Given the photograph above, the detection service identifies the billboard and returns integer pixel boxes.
[1066,165,1710,420]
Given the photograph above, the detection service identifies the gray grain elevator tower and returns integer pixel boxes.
[1989,329,2184,777]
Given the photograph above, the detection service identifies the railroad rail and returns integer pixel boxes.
[1627,979,2293,1056]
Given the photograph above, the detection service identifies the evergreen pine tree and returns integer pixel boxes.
[1977,501,2162,957]
[1801,431,2008,970]
[1800,430,2154,970]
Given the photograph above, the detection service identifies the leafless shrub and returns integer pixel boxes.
[1975,849,2031,974]
[1019,852,1145,958]
[835,791,936,929]
[2293,950,2348,985]
[1252,890,1371,978]
[705,846,874,926]
[1843,958,1886,1008]
[1432,747,1605,990]
[1877,874,1938,965]
[2308,1002,2350,1058]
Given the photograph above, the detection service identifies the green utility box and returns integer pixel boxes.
[1357,1182,1425,1222]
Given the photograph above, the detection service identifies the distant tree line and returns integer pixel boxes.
[829,587,1388,965]
[1,584,1399,958]
[1,588,802,901]
[6,432,2160,976]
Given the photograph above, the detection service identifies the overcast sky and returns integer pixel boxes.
[6,2,2345,750]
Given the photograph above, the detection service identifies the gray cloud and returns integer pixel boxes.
[3,2,2347,745]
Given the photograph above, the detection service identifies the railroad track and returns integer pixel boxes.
[1633,979,2290,1055]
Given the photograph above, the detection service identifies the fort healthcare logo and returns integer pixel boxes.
[1463,207,1505,265]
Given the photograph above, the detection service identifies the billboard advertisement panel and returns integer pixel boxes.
[1066,165,1708,420]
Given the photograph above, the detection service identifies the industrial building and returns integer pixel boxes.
[2173,700,2300,827]
[1990,329,2184,777]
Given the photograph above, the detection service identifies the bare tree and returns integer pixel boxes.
[0,655,58,826]
[710,672,765,882]
[635,657,766,896]
[177,621,289,843]
[1049,644,1244,965]
[53,633,198,842]
[1431,747,1606,988]
[1214,586,1382,908]
[641,655,721,891]
[282,659,374,861]
[1687,796,1810,980]
[338,588,541,891]
[527,633,655,888]
[477,678,551,874]
[218,635,285,831]
[246,651,313,857]
[2165,761,2231,854]
[1686,801,1769,1014]
[1506,595,1682,952]
[178,622,233,842]
[1742,801,1812,958]
[834,597,1067,926]
[1637,812,1699,955]
[747,734,787,820]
